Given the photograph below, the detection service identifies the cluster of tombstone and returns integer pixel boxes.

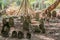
[46,10,57,18]
[1,14,46,39]
[1,18,11,37]
[44,10,57,22]
[1,17,14,37]
[34,10,60,33]
[22,15,46,34]
[1,17,31,39]
[35,10,58,22]
[11,31,31,39]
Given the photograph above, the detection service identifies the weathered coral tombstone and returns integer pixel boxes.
[34,25,41,33]
[1,21,10,37]
[9,17,14,27]
[35,13,39,21]
[17,31,24,39]
[47,10,51,18]
[52,11,57,18]
[23,19,30,31]
[2,18,7,25]
[39,19,45,33]
[11,31,17,38]
[26,32,31,39]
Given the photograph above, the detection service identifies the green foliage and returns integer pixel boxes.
[0,0,9,9]
[44,0,56,5]
[29,0,35,4]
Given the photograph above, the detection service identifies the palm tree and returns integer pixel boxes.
[44,0,60,14]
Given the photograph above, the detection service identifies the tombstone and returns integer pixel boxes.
[2,18,7,25]
[11,31,17,38]
[39,23,45,33]
[33,25,41,33]
[46,18,49,22]
[1,22,10,37]
[26,15,31,23]
[52,11,56,18]
[34,28,41,33]
[0,12,2,17]
[17,31,24,39]
[39,18,44,24]
[47,11,51,18]
[35,13,39,21]
[1,18,6,35]
[57,15,60,19]
[23,19,29,31]
[9,17,14,27]
[23,15,31,31]
[26,32,31,39]
[21,16,24,23]
[39,19,45,33]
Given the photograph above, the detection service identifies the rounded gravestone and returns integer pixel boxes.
[9,17,14,27]
[26,32,31,39]
[11,31,17,38]
[17,31,24,39]
[1,22,10,37]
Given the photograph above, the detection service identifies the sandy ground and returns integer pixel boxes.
[0,18,60,40]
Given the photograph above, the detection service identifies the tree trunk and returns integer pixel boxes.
[45,0,60,14]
